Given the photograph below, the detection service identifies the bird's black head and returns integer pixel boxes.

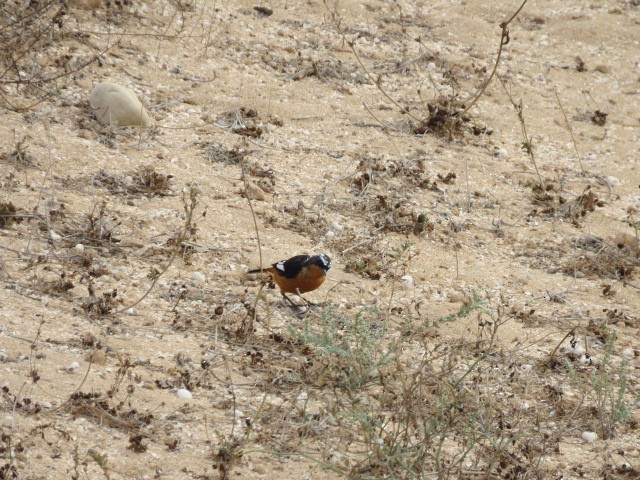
[307,253,331,272]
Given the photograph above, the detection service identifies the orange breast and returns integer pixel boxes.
[272,264,326,294]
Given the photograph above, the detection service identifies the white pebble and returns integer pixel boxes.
[324,230,335,239]
[75,243,84,252]
[401,275,414,288]
[89,82,151,127]
[41,401,52,409]
[50,231,61,242]
[521,364,533,372]
[581,431,598,442]
[622,348,634,357]
[604,175,620,187]
[494,147,508,158]
[427,62,436,71]
[330,221,343,232]
[191,271,205,282]
[68,361,79,372]
[176,388,192,399]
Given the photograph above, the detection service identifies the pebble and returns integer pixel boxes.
[401,275,414,288]
[191,271,205,282]
[89,82,151,127]
[494,147,508,158]
[581,431,598,442]
[176,388,193,399]
[245,183,266,201]
[75,244,85,252]
[603,175,620,187]
[68,361,80,372]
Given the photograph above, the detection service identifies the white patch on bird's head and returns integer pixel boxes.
[310,253,331,271]
[275,260,287,272]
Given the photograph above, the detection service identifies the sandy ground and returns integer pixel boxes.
[1,0,640,479]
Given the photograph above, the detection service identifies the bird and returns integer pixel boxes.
[248,253,332,306]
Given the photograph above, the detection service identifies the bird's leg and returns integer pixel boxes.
[295,289,320,307]
[282,293,303,308]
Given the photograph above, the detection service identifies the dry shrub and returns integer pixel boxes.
[532,185,605,225]
[0,201,20,228]
[563,235,639,279]
[93,166,172,197]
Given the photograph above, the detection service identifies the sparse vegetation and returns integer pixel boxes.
[1,0,638,479]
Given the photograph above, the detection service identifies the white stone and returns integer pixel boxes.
[89,82,151,127]
[581,431,598,442]
[176,388,192,399]
[191,271,205,282]
[75,243,84,252]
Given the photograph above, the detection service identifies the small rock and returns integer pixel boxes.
[594,65,611,74]
[89,82,151,127]
[68,361,80,372]
[401,275,414,288]
[245,183,266,201]
[78,129,95,140]
[75,244,85,252]
[603,175,620,187]
[494,147,508,158]
[581,431,598,442]
[176,388,192,399]
[330,221,343,232]
[191,271,205,282]
[85,349,106,365]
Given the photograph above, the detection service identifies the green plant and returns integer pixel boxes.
[565,330,639,439]
[290,306,392,393]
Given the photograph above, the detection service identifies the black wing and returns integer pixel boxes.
[273,255,311,279]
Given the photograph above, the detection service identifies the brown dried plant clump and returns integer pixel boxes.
[563,234,640,279]
[0,201,20,228]
[93,166,172,197]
